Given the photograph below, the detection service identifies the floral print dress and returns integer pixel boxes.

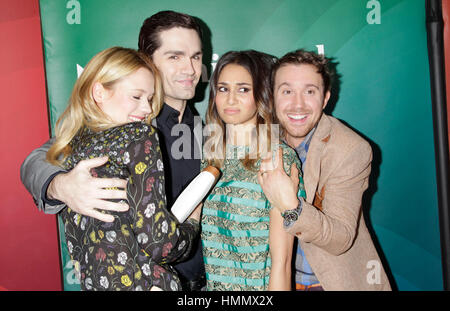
[62,122,199,291]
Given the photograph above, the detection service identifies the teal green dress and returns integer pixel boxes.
[201,143,306,291]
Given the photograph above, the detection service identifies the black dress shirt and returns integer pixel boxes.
[155,103,205,284]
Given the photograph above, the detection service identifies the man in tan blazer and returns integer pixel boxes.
[258,49,391,291]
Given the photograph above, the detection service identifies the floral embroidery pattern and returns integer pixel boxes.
[62,122,199,291]
[201,143,305,291]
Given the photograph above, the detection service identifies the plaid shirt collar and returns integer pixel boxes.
[294,127,316,165]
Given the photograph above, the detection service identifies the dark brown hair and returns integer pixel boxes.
[138,10,202,57]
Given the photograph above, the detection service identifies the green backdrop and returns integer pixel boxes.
[39,0,442,290]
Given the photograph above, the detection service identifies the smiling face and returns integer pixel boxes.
[274,63,330,147]
[151,27,202,110]
[95,67,155,125]
[215,64,258,127]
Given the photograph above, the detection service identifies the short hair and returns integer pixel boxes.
[272,49,332,95]
[138,10,203,57]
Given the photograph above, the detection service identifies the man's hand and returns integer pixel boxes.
[258,147,300,213]
[47,156,129,222]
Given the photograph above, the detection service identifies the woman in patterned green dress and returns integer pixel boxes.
[201,51,306,290]
[46,47,201,291]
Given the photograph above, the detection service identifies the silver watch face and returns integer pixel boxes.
[282,209,299,227]
[284,210,298,222]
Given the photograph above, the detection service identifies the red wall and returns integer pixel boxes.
[0,0,62,290]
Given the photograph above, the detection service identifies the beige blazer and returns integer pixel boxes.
[288,114,391,291]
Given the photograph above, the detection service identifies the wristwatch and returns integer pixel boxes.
[281,199,303,228]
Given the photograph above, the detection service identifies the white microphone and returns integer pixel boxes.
[171,166,220,223]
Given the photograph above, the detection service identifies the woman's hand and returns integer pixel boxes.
[187,202,203,222]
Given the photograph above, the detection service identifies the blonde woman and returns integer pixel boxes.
[47,47,200,291]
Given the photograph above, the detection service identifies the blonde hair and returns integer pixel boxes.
[204,50,276,170]
[46,46,163,166]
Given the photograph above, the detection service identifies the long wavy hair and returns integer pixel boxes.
[46,46,163,166]
[204,50,276,170]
